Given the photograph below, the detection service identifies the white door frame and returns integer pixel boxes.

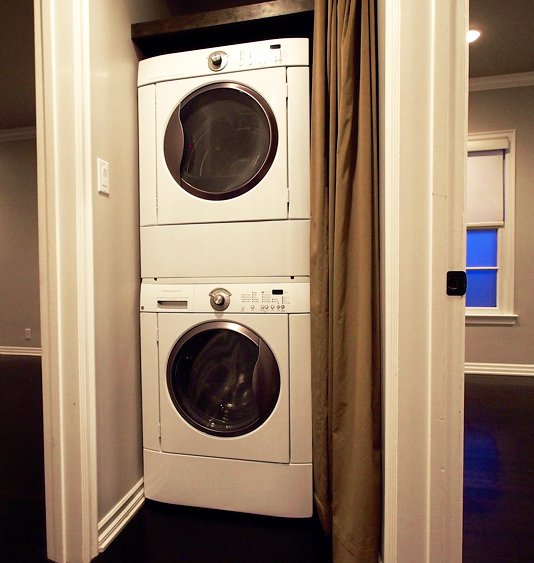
[34,0,98,561]
[33,0,467,559]
[380,0,467,561]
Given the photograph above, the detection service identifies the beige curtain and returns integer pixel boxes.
[310,1,381,561]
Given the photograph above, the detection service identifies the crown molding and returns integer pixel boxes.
[469,71,534,92]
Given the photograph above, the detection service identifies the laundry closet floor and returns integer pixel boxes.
[95,501,331,563]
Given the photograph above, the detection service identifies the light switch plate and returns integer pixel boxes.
[97,158,110,195]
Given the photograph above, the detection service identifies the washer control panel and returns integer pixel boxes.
[141,281,310,314]
[238,287,289,312]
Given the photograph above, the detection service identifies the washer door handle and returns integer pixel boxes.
[251,339,281,418]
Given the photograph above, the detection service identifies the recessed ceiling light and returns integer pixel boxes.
[467,29,481,43]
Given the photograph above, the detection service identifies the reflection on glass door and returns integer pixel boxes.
[167,321,280,437]
[164,83,278,200]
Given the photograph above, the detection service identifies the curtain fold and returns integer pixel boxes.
[310,1,381,561]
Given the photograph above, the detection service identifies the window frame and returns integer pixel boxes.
[466,130,517,326]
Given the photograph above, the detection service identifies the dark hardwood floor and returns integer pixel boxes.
[4,355,534,561]
[0,354,47,562]
[463,374,534,562]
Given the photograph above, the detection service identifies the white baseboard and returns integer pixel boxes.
[98,478,144,552]
[465,362,534,378]
[0,126,36,142]
[0,346,42,356]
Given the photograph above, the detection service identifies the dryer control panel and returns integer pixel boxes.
[138,38,308,86]
[140,280,310,314]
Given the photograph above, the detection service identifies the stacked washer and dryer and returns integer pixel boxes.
[137,38,312,517]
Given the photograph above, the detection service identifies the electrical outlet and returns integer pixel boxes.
[24,328,32,340]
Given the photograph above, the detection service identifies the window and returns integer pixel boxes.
[466,228,498,307]
[465,130,517,325]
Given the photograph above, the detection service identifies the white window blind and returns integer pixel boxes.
[466,149,504,225]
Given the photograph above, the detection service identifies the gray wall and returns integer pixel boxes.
[466,85,534,364]
[0,138,40,348]
[0,1,39,350]
[88,0,173,521]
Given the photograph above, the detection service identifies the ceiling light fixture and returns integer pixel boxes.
[467,29,481,43]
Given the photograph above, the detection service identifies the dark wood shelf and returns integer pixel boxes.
[131,0,314,58]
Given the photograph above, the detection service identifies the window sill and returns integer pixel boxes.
[465,312,518,326]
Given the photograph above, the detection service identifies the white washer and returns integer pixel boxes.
[140,278,312,517]
[138,38,310,227]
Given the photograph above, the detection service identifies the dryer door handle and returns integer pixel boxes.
[163,103,185,185]
[176,108,185,182]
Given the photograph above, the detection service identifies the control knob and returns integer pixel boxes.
[210,53,222,66]
[209,288,231,311]
[208,50,228,71]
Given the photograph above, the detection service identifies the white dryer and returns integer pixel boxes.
[138,38,310,227]
[140,278,312,518]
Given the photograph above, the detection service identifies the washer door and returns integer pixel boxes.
[167,321,280,437]
[163,83,278,201]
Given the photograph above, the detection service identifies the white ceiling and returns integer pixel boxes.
[469,0,534,78]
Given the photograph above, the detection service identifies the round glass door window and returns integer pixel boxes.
[163,82,278,201]
[167,321,281,437]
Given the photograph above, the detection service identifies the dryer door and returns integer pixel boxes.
[164,83,278,201]
[167,321,280,437]
[154,67,288,226]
